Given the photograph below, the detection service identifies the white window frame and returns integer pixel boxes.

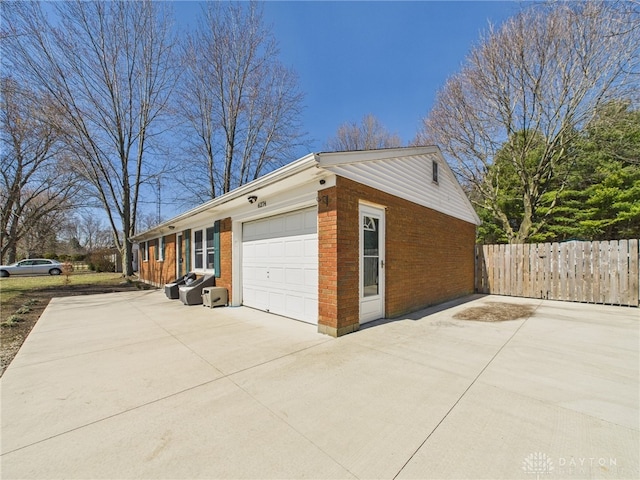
[432,160,439,184]
[142,241,149,262]
[192,226,216,273]
[194,230,204,269]
[158,236,165,261]
[205,226,215,270]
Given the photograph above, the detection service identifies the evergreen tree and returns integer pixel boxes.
[542,101,640,241]
[476,101,640,243]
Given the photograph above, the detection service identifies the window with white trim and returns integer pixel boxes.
[432,160,439,184]
[141,241,149,262]
[206,227,215,269]
[159,236,165,261]
[194,230,203,269]
[193,226,217,272]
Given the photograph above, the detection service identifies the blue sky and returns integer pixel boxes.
[144,1,522,221]
[176,1,522,152]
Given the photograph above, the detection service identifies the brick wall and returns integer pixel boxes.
[318,176,476,336]
[139,234,177,287]
[139,218,232,294]
[216,217,233,299]
[318,186,339,330]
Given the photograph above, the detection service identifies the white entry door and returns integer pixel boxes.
[360,204,385,323]
[242,208,318,324]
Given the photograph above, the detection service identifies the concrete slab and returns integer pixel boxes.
[1,335,223,453]
[396,382,638,479]
[1,291,638,479]
[395,299,640,480]
[2,378,354,479]
[231,338,473,479]
[8,292,170,368]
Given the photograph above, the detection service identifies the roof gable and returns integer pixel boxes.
[134,147,480,241]
[317,147,481,225]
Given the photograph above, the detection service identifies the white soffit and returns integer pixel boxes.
[132,153,322,240]
[319,149,481,225]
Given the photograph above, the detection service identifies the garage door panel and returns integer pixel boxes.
[270,267,284,284]
[285,239,303,258]
[255,290,269,309]
[270,217,285,233]
[257,222,270,237]
[243,267,255,282]
[257,266,268,281]
[304,268,318,288]
[304,297,316,319]
[304,238,318,257]
[244,243,256,258]
[243,209,315,242]
[269,292,285,311]
[285,294,304,316]
[256,242,270,258]
[285,214,302,232]
[285,267,303,286]
[304,209,316,229]
[268,241,284,258]
[242,207,318,324]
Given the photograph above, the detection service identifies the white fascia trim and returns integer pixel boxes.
[434,151,482,225]
[316,146,440,166]
[132,153,318,241]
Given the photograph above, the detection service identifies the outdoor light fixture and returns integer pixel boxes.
[317,195,329,206]
[319,179,326,185]
[248,195,258,204]
[168,225,175,230]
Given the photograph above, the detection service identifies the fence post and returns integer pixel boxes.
[629,239,639,306]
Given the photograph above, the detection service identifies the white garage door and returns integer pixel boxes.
[242,208,318,324]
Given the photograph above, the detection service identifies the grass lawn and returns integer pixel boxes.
[0,272,126,304]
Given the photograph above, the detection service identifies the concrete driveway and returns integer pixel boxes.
[1,291,638,479]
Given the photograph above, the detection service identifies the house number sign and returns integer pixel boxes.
[258,201,267,208]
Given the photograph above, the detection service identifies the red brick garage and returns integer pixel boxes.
[134,147,480,337]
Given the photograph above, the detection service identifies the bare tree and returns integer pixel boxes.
[0,77,79,264]
[3,0,178,274]
[19,196,69,258]
[415,2,639,243]
[61,213,113,253]
[326,114,402,151]
[178,1,307,202]
[136,211,162,234]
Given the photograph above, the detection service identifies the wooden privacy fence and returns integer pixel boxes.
[475,240,639,307]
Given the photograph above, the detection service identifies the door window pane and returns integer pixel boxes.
[363,216,379,297]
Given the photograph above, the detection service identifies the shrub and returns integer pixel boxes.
[1,315,23,327]
[62,262,74,284]
[87,250,115,273]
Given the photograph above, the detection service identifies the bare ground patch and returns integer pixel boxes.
[453,302,536,322]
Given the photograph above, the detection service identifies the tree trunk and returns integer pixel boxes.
[7,244,17,264]
[123,240,134,276]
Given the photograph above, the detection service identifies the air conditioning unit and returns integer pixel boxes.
[202,287,228,308]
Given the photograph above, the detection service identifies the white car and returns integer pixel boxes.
[0,259,63,277]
